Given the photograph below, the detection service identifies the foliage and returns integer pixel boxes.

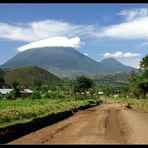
[140,55,148,78]
[45,90,65,99]
[3,66,62,87]
[75,94,90,100]
[129,55,148,99]
[11,81,20,98]
[30,91,41,99]
[74,93,100,100]
[5,92,15,100]
[0,97,97,128]
[12,81,19,90]
[140,55,148,70]
[32,79,42,90]
[50,85,61,91]
[0,68,5,88]
[73,76,94,93]
[103,84,114,96]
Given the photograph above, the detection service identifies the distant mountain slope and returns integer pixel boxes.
[1,47,135,78]
[3,66,62,85]
[1,47,110,78]
[100,58,135,73]
[97,72,130,84]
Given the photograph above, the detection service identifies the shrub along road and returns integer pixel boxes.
[9,103,148,144]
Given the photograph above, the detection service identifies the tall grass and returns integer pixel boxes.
[0,97,97,128]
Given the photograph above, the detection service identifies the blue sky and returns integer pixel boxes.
[0,4,148,68]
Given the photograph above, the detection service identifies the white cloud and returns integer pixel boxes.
[0,22,33,42]
[0,20,95,42]
[104,51,141,58]
[91,8,148,41]
[84,53,88,56]
[95,16,148,40]
[118,8,148,21]
[1,8,148,43]
[17,36,83,52]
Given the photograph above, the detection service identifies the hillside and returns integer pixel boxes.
[95,72,130,85]
[3,66,62,86]
[1,47,107,78]
[100,58,135,73]
[1,47,135,78]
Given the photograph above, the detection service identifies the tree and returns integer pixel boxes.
[103,84,114,96]
[30,91,41,99]
[138,79,148,99]
[0,69,5,88]
[12,81,19,90]
[33,79,42,90]
[11,81,20,98]
[140,55,148,70]
[140,55,148,78]
[139,55,148,98]
[130,77,143,99]
[73,76,93,93]
[129,55,148,99]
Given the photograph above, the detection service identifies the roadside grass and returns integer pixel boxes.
[0,97,97,128]
[106,96,148,113]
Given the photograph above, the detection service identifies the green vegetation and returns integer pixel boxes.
[30,91,41,99]
[140,55,148,72]
[0,72,102,129]
[105,55,148,112]
[129,55,148,99]
[0,69,5,88]
[3,66,62,87]
[0,74,101,127]
[0,97,98,128]
[73,76,94,93]
[95,72,130,84]
[0,55,147,130]
[93,55,148,99]
[91,72,130,97]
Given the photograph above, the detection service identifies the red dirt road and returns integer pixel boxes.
[9,103,148,144]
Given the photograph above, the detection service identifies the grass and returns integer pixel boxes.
[106,95,148,113]
[0,97,97,128]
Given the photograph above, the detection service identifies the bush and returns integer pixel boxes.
[30,91,41,99]
[58,91,66,98]
[5,92,16,100]
[88,100,97,104]
[45,91,65,99]
[45,92,51,98]
[75,94,92,100]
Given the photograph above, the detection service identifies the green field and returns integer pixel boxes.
[0,97,97,128]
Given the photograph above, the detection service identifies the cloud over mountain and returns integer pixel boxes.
[17,36,83,52]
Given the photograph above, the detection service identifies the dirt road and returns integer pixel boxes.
[9,103,148,144]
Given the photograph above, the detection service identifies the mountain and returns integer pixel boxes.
[1,47,135,78]
[1,47,108,78]
[100,58,135,73]
[3,66,62,86]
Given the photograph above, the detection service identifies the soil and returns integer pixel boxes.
[8,103,148,144]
